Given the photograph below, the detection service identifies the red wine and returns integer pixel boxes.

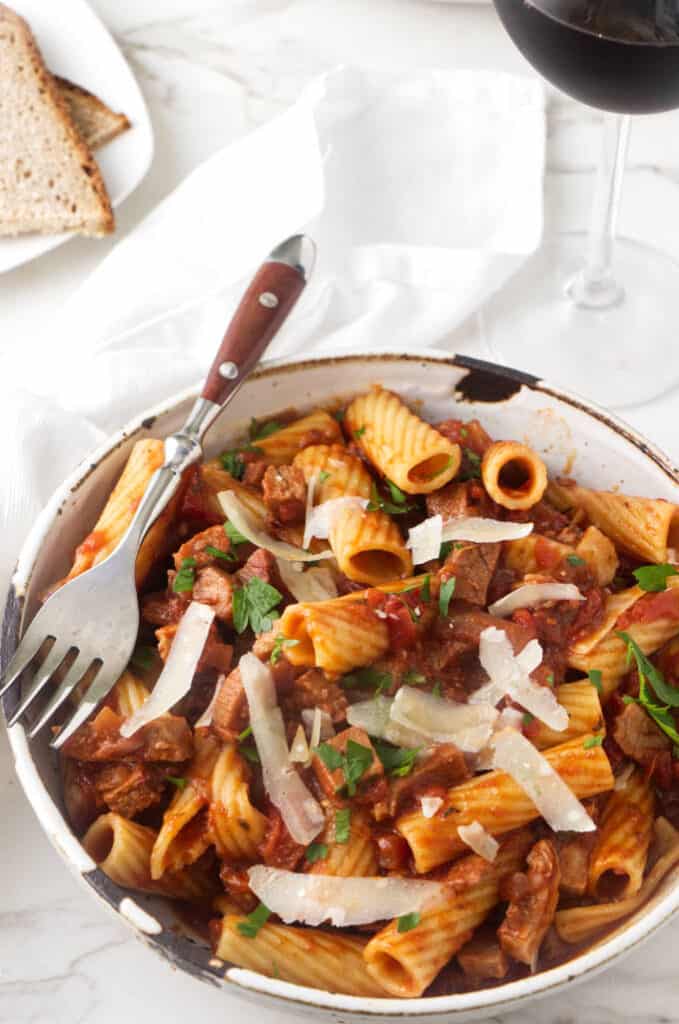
[494,1,679,113]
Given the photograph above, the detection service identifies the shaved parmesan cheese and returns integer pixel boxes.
[276,559,338,603]
[247,866,443,927]
[240,653,324,844]
[303,473,318,549]
[441,517,533,544]
[194,672,225,729]
[218,492,332,562]
[301,706,334,744]
[303,496,369,549]
[489,583,584,618]
[473,627,568,732]
[491,728,596,833]
[406,515,443,566]
[121,602,214,737]
[458,822,499,862]
[347,696,394,737]
[390,687,498,752]
[289,724,310,763]
[420,796,443,819]
[498,706,525,731]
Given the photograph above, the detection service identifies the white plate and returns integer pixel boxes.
[0,0,153,274]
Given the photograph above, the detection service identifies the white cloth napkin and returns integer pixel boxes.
[1,65,544,587]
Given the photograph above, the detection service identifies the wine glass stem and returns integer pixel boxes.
[566,114,631,310]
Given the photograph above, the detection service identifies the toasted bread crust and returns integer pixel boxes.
[55,75,131,150]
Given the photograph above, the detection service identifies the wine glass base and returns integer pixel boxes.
[480,233,679,409]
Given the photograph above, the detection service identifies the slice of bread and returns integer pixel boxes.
[55,76,131,151]
[0,3,114,237]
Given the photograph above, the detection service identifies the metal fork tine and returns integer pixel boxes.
[6,644,72,727]
[27,654,95,740]
[51,665,122,750]
[0,632,51,700]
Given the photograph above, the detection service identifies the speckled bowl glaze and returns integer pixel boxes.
[3,352,679,1022]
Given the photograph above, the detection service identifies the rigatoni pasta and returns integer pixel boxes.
[50,385,679,1000]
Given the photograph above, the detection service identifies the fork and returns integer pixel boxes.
[0,234,315,750]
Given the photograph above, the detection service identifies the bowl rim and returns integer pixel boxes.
[4,348,679,1017]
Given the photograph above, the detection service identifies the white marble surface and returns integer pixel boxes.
[3,1,679,1021]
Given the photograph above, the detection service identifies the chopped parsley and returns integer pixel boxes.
[166,776,188,790]
[335,807,351,844]
[270,635,299,665]
[130,644,155,671]
[205,544,237,563]
[238,725,252,742]
[420,575,431,603]
[439,577,456,617]
[583,735,603,749]
[566,554,586,567]
[373,739,420,778]
[459,448,482,481]
[333,408,345,422]
[239,741,260,765]
[354,426,367,440]
[431,681,442,698]
[316,739,374,796]
[237,903,271,938]
[173,557,196,593]
[633,563,679,593]
[397,912,421,933]
[220,450,246,480]
[438,540,453,562]
[366,482,415,516]
[403,671,427,686]
[225,520,248,547]
[341,667,392,695]
[249,418,282,442]
[318,470,331,485]
[546,672,555,687]
[386,479,408,505]
[233,577,283,634]
[305,843,328,864]
[522,712,534,726]
[588,669,603,693]
[617,630,679,746]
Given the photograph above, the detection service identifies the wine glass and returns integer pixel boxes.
[483,1,679,407]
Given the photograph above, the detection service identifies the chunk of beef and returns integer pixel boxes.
[61,705,193,763]
[555,833,596,898]
[311,725,383,799]
[283,668,348,724]
[441,543,501,606]
[192,565,234,623]
[498,839,561,968]
[62,758,105,833]
[242,457,269,488]
[156,622,233,675]
[173,524,233,571]
[434,418,493,456]
[426,480,498,522]
[219,864,258,913]
[258,805,306,870]
[92,762,168,819]
[612,701,671,770]
[262,464,307,527]
[211,667,248,741]
[385,743,470,816]
[237,548,282,590]
[142,589,189,627]
[457,930,509,982]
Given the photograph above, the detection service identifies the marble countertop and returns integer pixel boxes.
[3,1,679,1021]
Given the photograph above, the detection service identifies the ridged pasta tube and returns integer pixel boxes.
[481,441,547,511]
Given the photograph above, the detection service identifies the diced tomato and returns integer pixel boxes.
[618,588,679,628]
[534,535,563,570]
[366,590,418,651]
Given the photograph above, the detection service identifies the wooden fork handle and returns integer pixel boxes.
[201,256,307,406]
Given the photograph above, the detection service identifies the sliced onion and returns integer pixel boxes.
[420,796,443,819]
[491,727,596,833]
[406,515,443,566]
[289,724,310,763]
[304,496,369,549]
[301,706,334,743]
[218,492,332,562]
[121,602,214,737]
[457,822,499,862]
[247,866,443,927]
[194,672,225,729]
[489,582,584,618]
[240,653,324,844]
[441,517,534,543]
[276,559,338,603]
[473,627,567,732]
[390,687,498,752]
